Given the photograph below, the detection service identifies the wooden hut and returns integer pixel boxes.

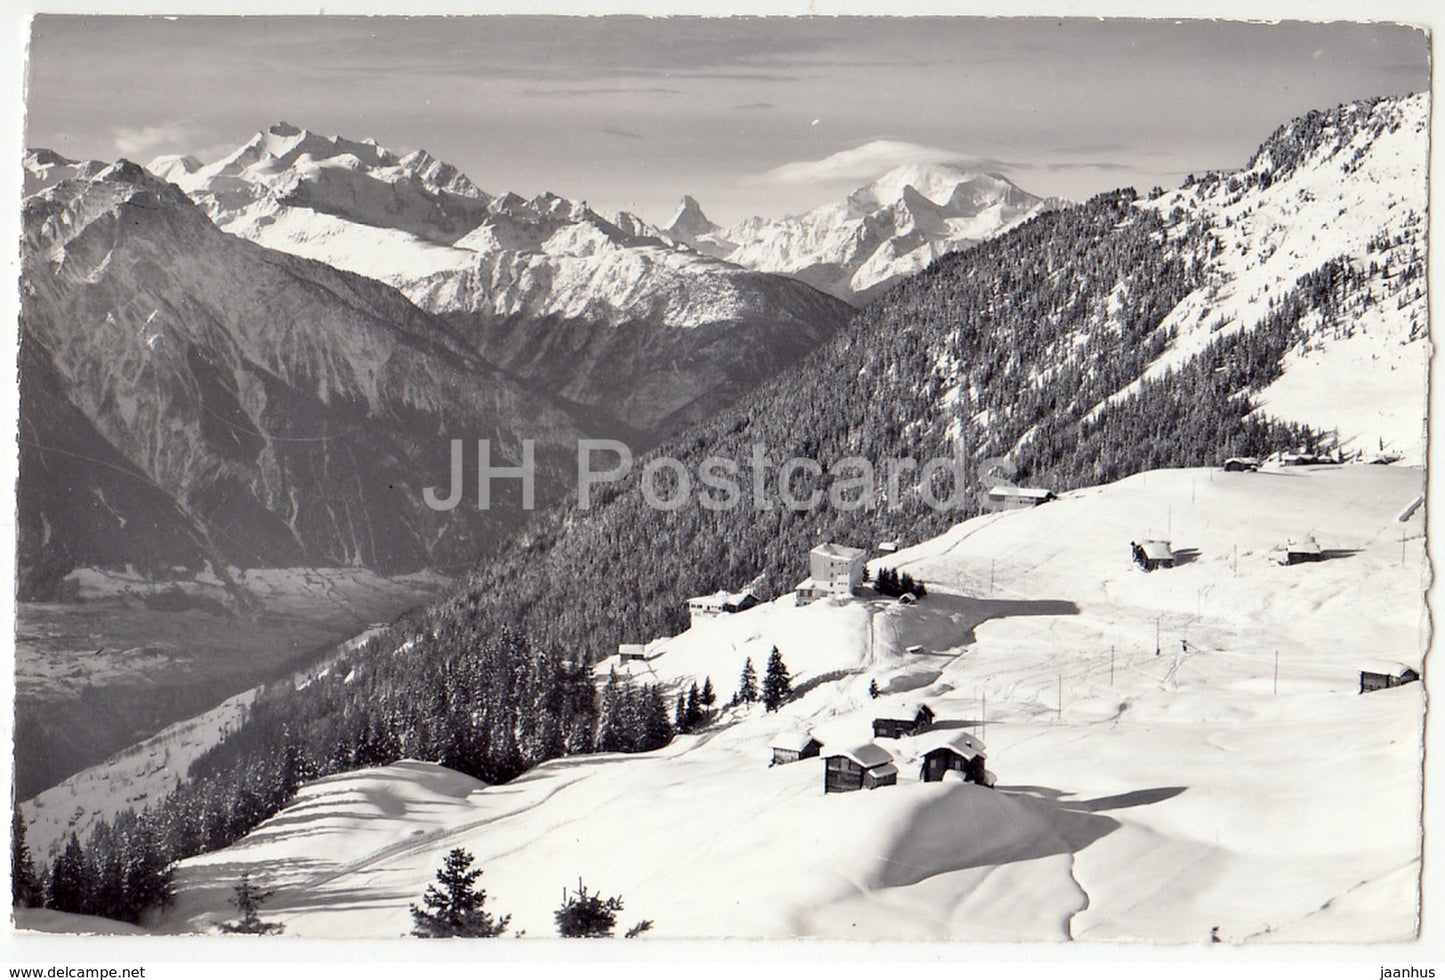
[1272,538,1324,565]
[1359,661,1421,694]
[771,731,822,766]
[918,731,989,785]
[1131,539,1175,571]
[872,702,935,739]
[824,743,897,793]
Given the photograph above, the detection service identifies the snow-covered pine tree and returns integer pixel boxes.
[218,871,284,935]
[762,647,792,712]
[737,658,759,704]
[554,879,625,937]
[47,834,91,916]
[11,808,41,908]
[410,847,510,938]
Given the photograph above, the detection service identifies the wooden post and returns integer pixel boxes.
[1274,651,1279,695]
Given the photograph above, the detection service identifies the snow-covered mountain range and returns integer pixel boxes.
[665,164,1061,303]
[19,155,589,596]
[147,124,851,439]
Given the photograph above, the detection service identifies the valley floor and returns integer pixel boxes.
[15,567,449,807]
[41,465,1425,943]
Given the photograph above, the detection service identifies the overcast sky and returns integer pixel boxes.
[25,16,1430,226]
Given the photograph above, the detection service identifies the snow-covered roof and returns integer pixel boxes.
[811,542,865,562]
[1224,456,1261,466]
[618,643,646,656]
[876,700,932,721]
[1359,658,1420,677]
[987,486,1054,500]
[831,743,894,769]
[916,730,987,760]
[1281,539,1323,555]
[771,731,819,753]
[878,540,900,552]
[868,763,898,780]
[1140,540,1174,561]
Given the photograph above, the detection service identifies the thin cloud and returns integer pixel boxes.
[731,102,777,111]
[753,140,1008,186]
[112,123,197,158]
[599,126,644,140]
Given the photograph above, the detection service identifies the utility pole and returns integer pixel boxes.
[1274,651,1279,695]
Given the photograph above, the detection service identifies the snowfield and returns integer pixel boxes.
[142,464,1424,942]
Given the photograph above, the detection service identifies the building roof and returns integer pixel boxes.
[1139,540,1174,561]
[1359,658,1420,677]
[811,542,866,562]
[771,731,819,753]
[1224,456,1261,466]
[868,763,899,780]
[1282,538,1323,555]
[917,729,987,760]
[987,486,1054,500]
[830,743,894,769]
[875,700,932,722]
[618,643,646,656]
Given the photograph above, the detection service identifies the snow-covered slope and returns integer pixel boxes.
[149,125,851,439]
[150,464,1424,942]
[665,165,1060,304]
[1130,93,1428,463]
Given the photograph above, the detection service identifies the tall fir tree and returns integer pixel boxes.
[11,809,41,909]
[410,848,510,938]
[737,658,759,704]
[762,647,793,712]
[48,834,91,915]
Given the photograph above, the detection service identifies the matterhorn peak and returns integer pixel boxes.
[665,194,719,239]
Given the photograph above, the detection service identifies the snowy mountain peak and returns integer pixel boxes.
[665,194,719,239]
[850,161,984,210]
[668,163,1054,303]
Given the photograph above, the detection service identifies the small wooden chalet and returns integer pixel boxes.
[872,702,935,739]
[1359,661,1421,695]
[986,486,1057,511]
[1272,538,1324,566]
[918,731,989,785]
[1222,456,1260,472]
[687,587,761,627]
[1131,539,1175,571]
[770,731,822,766]
[618,643,648,663]
[824,743,898,793]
